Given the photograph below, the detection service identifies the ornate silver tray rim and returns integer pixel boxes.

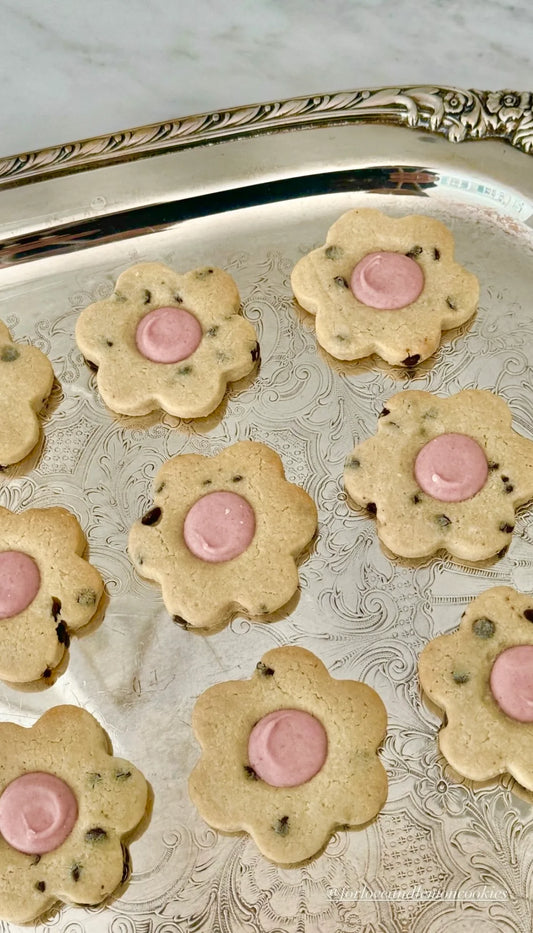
[1,85,532,188]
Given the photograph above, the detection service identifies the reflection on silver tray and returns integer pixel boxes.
[0,87,532,933]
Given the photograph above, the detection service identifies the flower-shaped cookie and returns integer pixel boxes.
[75,262,260,418]
[0,506,104,684]
[0,705,148,924]
[128,441,317,630]
[0,320,54,465]
[189,646,388,864]
[344,389,533,561]
[291,208,479,366]
[418,586,533,790]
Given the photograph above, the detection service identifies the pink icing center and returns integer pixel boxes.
[135,306,202,363]
[0,772,78,854]
[414,433,488,502]
[350,251,424,310]
[489,645,533,722]
[247,708,328,787]
[0,551,41,619]
[183,491,255,563]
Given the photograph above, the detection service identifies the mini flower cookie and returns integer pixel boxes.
[0,320,54,465]
[0,705,148,924]
[418,586,533,790]
[75,262,260,418]
[291,208,479,366]
[0,506,104,684]
[189,646,387,864]
[344,389,533,561]
[128,441,317,630]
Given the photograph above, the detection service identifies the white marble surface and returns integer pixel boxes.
[0,0,532,157]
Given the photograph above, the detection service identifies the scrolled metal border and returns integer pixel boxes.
[0,86,531,187]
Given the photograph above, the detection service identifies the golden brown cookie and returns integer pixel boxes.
[418,586,533,790]
[344,389,533,560]
[75,262,260,418]
[189,646,388,863]
[0,506,104,684]
[0,705,148,924]
[291,208,479,366]
[128,441,317,630]
[0,320,54,465]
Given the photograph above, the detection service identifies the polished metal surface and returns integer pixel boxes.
[0,88,532,932]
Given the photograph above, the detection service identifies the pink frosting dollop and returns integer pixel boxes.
[135,306,202,363]
[0,772,78,854]
[489,645,533,722]
[247,708,328,787]
[183,491,255,563]
[414,433,488,502]
[350,251,424,310]
[0,551,41,619]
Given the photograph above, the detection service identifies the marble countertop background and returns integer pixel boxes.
[0,0,531,158]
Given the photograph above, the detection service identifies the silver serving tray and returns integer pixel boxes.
[1,87,532,933]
